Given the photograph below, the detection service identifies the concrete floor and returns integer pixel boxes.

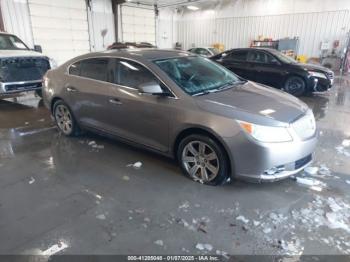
[0,76,350,257]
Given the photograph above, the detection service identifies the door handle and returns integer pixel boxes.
[109,98,122,105]
[65,86,78,92]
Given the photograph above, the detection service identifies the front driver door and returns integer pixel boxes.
[106,59,172,153]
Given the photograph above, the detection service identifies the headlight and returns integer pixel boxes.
[49,58,57,69]
[309,71,327,79]
[237,120,292,143]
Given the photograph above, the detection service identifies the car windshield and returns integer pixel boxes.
[0,34,28,50]
[208,48,220,55]
[154,56,242,96]
[271,50,297,64]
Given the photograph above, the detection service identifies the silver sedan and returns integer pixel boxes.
[42,49,317,186]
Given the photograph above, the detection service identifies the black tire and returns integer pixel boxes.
[177,134,229,186]
[53,100,80,137]
[35,89,42,98]
[284,76,306,96]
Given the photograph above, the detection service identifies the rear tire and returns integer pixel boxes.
[53,100,80,136]
[177,134,229,186]
[284,76,306,96]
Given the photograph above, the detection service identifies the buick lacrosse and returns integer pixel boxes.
[42,49,317,185]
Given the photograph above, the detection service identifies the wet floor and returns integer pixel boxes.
[0,76,350,257]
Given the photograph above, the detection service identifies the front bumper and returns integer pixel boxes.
[223,127,317,182]
[0,80,42,95]
[306,75,333,92]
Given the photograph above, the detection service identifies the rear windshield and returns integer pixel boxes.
[0,34,28,50]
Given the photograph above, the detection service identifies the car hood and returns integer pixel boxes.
[0,49,47,58]
[292,62,332,74]
[195,81,309,126]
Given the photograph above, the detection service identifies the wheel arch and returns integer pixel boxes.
[172,126,233,176]
[50,96,64,113]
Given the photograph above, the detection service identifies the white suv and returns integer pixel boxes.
[0,32,54,98]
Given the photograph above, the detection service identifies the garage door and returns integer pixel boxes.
[28,0,90,65]
[121,5,155,45]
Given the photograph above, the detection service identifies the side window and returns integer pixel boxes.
[80,58,109,82]
[247,51,271,64]
[115,59,159,89]
[197,48,210,56]
[227,50,248,61]
[69,61,81,76]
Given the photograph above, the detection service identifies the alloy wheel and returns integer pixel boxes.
[55,104,73,135]
[182,140,220,182]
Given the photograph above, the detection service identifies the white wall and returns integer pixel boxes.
[1,0,34,48]
[120,4,156,44]
[157,8,177,48]
[166,0,350,57]
[28,0,91,65]
[88,0,115,51]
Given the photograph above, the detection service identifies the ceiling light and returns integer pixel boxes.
[187,5,199,11]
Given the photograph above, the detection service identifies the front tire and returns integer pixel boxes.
[53,100,79,136]
[284,76,306,96]
[177,134,229,186]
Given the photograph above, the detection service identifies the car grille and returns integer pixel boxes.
[291,110,316,140]
[0,57,50,83]
[4,81,42,92]
[295,154,312,169]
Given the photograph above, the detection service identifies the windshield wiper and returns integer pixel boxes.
[193,90,212,96]
[193,80,247,96]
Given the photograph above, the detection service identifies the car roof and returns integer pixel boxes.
[94,49,191,61]
[228,47,276,53]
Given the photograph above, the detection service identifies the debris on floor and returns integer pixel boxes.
[295,176,326,191]
[304,166,319,175]
[335,145,350,157]
[122,175,130,181]
[154,240,164,246]
[215,250,229,259]
[342,139,350,147]
[88,140,104,150]
[127,161,143,169]
[96,214,106,220]
[263,227,272,234]
[279,238,304,256]
[178,201,190,210]
[28,177,35,184]
[41,241,69,256]
[84,189,102,200]
[195,243,213,252]
[236,215,249,224]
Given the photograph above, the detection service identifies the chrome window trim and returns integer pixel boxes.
[66,56,178,99]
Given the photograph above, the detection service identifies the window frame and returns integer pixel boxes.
[225,50,248,62]
[66,56,177,98]
[247,50,278,64]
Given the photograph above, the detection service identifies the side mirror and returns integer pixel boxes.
[34,45,42,53]
[138,81,164,95]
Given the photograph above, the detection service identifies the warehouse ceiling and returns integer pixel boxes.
[124,0,212,8]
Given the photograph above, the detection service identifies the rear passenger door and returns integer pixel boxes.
[219,50,250,79]
[65,57,117,131]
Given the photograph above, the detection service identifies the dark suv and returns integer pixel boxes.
[211,48,334,96]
